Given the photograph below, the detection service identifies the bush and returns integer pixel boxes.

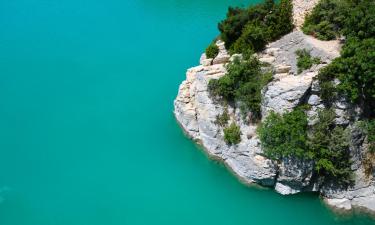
[258,108,353,185]
[302,0,375,41]
[205,42,219,59]
[318,38,375,116]
[232,23,268,53]
[224,123,241,145]
[215,109,230,127]
[295,49,321,73]
[360,120,375,153]
[302,0,346,40]
[258,108,310,160]
[218,0,293,53]
[208,54,272,120]
[308,109,352,185]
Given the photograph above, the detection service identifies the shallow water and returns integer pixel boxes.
[0,0,373,224]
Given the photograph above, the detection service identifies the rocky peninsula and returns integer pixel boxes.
[174,0,375,213]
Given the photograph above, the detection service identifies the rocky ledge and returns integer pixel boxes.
[174,30,375,213]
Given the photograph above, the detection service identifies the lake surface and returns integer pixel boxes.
[0,0,373,224]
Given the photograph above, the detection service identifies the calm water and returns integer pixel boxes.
[0,0,373,224]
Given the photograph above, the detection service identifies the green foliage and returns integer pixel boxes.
[360,120,375,153]
[309,109,352,185]
[218,0,294,53]
[232,23,268,53]
[258,108,310,160]
[307,0,375,116]
[208,55,272,120]
[302,0,345,40]
[317,38,375,116]
[205,42,219,59]
[224,123,241,145]
[340,0,375,39]
[295,49,321,73]
[302,0,375,40]
[258,108,353,185]
[215,109,230,127]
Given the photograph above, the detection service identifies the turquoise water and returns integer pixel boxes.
[0,0,373,224]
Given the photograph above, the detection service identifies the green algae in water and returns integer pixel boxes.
[0,0,373,224]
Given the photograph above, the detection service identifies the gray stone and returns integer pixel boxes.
[174,29,375,214]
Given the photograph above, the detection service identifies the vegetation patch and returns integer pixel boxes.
[258,107,310,160]
[208,55,272,121]
[218,0,293,54]
[215,109,230,127]
[295,49,320,74]
[205,42,219,59]
[317,38,375,116]
[302,0,375,41]
[304,0,375,118]
[258,108,352,185]
[224,123,242,145]
[360,120,375,153]
[308,109,352,185]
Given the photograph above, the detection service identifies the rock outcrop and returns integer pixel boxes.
[174,1,375,214]
[175,44,277,186]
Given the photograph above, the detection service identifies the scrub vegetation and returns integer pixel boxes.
[256,0,375,186]
[205,42,219,59]
[295,49,320,73]
[207,0,294,120]
[208,55,272,121]
[215,109,230,127]
[303,0,375,117]
[224,123,242,145]
[218,0,294,54]
[258,108,353,186]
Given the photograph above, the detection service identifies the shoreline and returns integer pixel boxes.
[174,113,375,218]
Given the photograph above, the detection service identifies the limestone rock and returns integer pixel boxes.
[213,40,230,65]
[174,28,374,214]
[174,59,277,187]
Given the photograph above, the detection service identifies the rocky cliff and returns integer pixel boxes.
[174,1,375,213]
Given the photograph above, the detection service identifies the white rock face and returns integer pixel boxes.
[174,24,375,216]
[174,62,277,186]
[260,30,339,119]
[262,71,316,118]
[213,40,230,65]
[325,198,352,210]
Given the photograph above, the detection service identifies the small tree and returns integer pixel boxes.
[215,109,230,127]
[224,123,241,145]
[258,108,309,160]
[295,49,320,73]
[205,42,219,59]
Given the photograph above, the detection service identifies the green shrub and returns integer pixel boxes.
[258,108,310,160]
[205,42,219,59]
[295,49,321,73]
[232,23,268,53]
[258,108,353,185]
[208,54,272,120]
[302,0,375,41]
[218,0,293,53]
[215,109,230,127]
[318,38,375,116]
[224,123,241,145]
[309,109,352,185]
[360,120,375,153]
[341,0,375,39]
[302,0,345,40]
